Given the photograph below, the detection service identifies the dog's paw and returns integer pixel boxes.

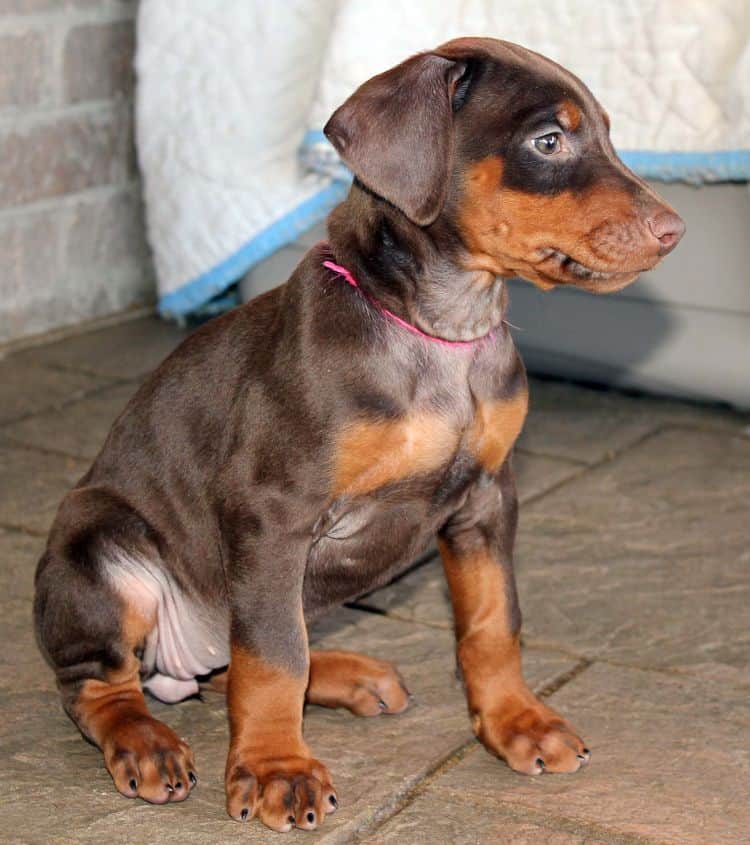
[475,695,590,775]
[226,755,337,832]
[346,658,411,716]
[308,651,412,717]
[103,716,197,803]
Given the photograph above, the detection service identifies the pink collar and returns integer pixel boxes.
[322,256,490,349]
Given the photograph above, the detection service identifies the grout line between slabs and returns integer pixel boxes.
[657,420,750,441]
[0,306,157,359]
[0,434,94,464]
[421,790,670,845]
[514,446,589,466]
[520,423,669,508]
[0,521,47,539]
[16,360,142,380]
[0,375,138,431]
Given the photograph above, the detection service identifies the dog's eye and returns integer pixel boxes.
[533,133,562,155]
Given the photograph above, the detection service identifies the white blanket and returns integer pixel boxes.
[136,0,750,319]
[136,1,340,318]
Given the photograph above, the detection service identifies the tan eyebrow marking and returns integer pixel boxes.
[557,99,582,132]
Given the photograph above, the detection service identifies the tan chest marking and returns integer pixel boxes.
[467,391,528,473]
[333,414,459,497]
[333,390,528,498]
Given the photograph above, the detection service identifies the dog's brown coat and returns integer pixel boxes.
[34,35,682,833]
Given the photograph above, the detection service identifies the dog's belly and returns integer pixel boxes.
[106,551,231,703]
[304,495,444,615]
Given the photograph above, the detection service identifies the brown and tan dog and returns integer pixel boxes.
[34,37,683,832]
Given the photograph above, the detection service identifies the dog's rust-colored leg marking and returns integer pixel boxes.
[74,602,197,804]
[307,650,411,716]
[440,542,589,775]
[468,391,528,473]
[333,413,458,497]
[225,645,337,832]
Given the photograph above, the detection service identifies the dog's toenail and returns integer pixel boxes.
[129,778,137,791]
[287,815,295,825]
[166,783,174,792]
[189,771,197,785]
[306,812,315,824]
[583,748,590,754]
[175,781,182,790]
[536,757,545,769]
[329,795,338,808]
[240,808,249,821]
[378,698,387,710]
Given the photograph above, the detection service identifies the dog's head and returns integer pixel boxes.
[324,37,684,293]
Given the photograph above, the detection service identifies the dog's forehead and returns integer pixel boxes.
[437,36,600,119]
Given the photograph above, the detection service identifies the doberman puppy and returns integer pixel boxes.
[34,37,684,832]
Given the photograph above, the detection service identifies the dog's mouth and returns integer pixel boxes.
[535,248,646,292]
[549,250,618,281]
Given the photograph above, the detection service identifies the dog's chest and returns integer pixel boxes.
[330,387,528,498]
[303,385,527,613]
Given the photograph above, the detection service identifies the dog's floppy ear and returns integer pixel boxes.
[324,53,467,226]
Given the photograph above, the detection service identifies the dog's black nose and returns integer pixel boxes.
[647,210,685,255]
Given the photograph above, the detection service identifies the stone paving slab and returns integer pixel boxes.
[0,357,109,426]
[14,315,189,381]
[0,530,49,695]
[409,662,750,845]
[513,449,583,501]
[365,427,750,686]
[518,427,750,680]
[521,377,747,466]
[0,440,87,535]
[0,602,575,845]
[2,382,137,460]
[0,528,41,603]
[365,792,619,845]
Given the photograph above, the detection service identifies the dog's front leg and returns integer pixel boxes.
[439,461,590,775]
[223,512,337,832]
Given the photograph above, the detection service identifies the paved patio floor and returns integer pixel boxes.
[1,315,748,844]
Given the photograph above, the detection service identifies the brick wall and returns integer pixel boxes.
[0,0,154,347]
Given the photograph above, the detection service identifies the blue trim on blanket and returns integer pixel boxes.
[303,130,750,182]
[303,130,327,144]
[618,149,750,182]
[158,180,350,319]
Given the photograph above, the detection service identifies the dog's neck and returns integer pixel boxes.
[327,183,507,343]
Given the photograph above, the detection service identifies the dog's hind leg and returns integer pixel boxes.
[306,651,411,716]
[34,487,197,804]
